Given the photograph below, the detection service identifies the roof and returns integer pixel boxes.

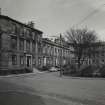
[0,15,43,34]
[42,38,70,50]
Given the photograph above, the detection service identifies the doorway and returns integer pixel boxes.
[26,55,32,67]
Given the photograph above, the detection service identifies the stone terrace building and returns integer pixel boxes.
[89,42,105,65]
[0,15,43,74]
[0,15,72,74]
[1,15,105,74]
[39,38,71,68]
[69,42,105,66]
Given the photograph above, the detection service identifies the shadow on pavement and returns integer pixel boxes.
[0,80,46,105]
[0,92,46,105]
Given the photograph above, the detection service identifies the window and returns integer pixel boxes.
[38,58,41,66]
[49,46,51,55]
[43,46,46,54]
[34,32,37,41]
[32,42,35,52]
[15,25,19,34]
[101,52,104,57]
[12,55,17,65]
[19,39,24,50]
[26,40,30,51]
[23,28,27,35]
[11,24,16,34]
[46,58,50,65]
[32,32,35,40]
[11,37,17,50]
[55,48,57,55]
[45,46,47,54]
[61,49,63,56]
[58,49,60,55]
[38,46,42,55]
[47,46,49,54]
[33,57,36,65]
[26,29,30,38]
[50,47,53,55]
[20,56,24,65]
[20,27,24,37]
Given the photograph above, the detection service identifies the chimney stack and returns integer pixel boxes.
[27,21,35,28]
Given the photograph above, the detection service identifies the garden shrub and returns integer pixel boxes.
[62,64,77,76]
[99,65,105,77]
[79,64,98,77]
[40,65,50,71]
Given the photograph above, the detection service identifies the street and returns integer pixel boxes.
[0,72,105,105]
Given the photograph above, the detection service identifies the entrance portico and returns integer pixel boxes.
[26,54,32,68]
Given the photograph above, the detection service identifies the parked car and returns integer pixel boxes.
[55,66,60,71]
[49,67,59,72]
[93,71,101,77]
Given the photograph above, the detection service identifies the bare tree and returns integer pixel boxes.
[66,28,98,69]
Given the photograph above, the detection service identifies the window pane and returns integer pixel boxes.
[19,39,24,50]
[26,40,30,51]
[11,37,17,49]
[20,56,24,65]
[20,28,24,37]
[26,29,30,38]
[32,42,35,52]
[12,55,17,65]
[32,32,35,40]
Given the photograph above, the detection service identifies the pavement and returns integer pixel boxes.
[0,68,46,78]
[0,71,105,105]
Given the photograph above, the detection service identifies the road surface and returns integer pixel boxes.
[0,72,105,105]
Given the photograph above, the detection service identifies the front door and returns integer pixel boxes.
[26,56,32,67]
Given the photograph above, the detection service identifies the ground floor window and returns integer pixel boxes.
[43,57,47,66]
[12,55,17,65]
[20,56,24,65]
[88,60,91,65]
[33,57,36,66]
[46,58,50,65]
[38,58,41,66]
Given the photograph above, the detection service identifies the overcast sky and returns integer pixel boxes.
[1,0,105,40]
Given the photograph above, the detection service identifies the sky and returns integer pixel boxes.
[1,0,105,40]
